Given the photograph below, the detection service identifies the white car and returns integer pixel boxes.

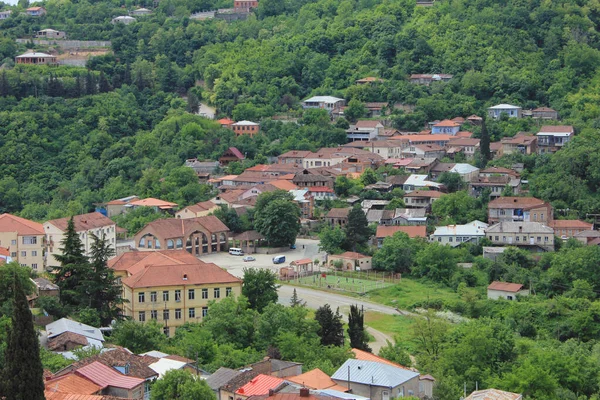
[243,256,256,262]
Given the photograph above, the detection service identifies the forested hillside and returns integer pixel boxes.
[1,0,600,218]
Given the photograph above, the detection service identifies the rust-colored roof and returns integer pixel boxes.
[326,208,350,219]
[44,392,107,400]
[465,389,522,400]
[75,361,144,390]
[291,258,313,265]
[45,374,102,395]
[104,200,127,206]
[480,167,520,177]
[184,201,219,214]
[122,261,242,289]
[0,247,9,257]
[548,220,593,229]
[334,252,370,260]
[351,348,410,370]
[356,77,384,83]
[270,180,298,191]
[487,281,524,293]
[287,368,348,391]
[355,120,383,128]
[218,118,235,125]
[138,216,229,238]
[47,332,89,351]
[404,190,444,198]
[108,250,199,276]
[455,131,473,138]
[0,213,44,235]
[488,197,546,209]
[433,119,460,127]
[47,212,115,232]
[128,197,178,208]
[376,226,426,238]
[539,125,573,133]
[390,134,454,143]
[236,374,284,396]
[232,230,264,241]
[533,107,555,112]
[447,138,480,146]
[278,150,313,159]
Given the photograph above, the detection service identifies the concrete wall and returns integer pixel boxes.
[16,39,111,49]
[488,289,529,300]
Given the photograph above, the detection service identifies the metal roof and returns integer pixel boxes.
[331,359,419,387]
[433,220,489,237]
[148,358,187,378]
[46,318,104,342]
[488,104,521,109]
[303,96,344,103]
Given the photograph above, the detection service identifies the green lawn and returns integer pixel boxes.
[293,273,393,293]
[362,278,460,310]
[364,311,418,353]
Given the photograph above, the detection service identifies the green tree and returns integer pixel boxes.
[203,296,257,349]
[348,304,370,352]
[318,226,346,254]
[360,168,377,186]
[242,268,279,312]
[1,265,45,400]
[344,205,370,251]
[254,190,301,246]
[212,205,244,233]
[438,172,466,193]
[413,243,458,283]
[112,320,166,354]
[151,369,216,400]
[372,232,418,273]
[53,217,89,307]
[480,119,490,163]
[431,191,481,225]
[170,324,217,366]
[378,337,411,367]
[315,304,344,347]
[290,288,306,307]
[411,310,449,369]
[344,99,367,123]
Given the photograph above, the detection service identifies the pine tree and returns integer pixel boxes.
[480,119,491,163]
[83,233,122,326]
[290,288,306,307]
[1,265,45,400]
[344,205,370,252]
[53,217,88,307]
[348,304,371,352]
[98,72,112,93]
[315,304,344,346]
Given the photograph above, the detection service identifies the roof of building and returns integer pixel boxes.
[403,190,444,198]
[0,213,44,235]
[122,260,241,289]
[532,107,555,112]
[350,348,412,370]
[433,119,460,127]
[75,361,144,390]
[356,77,384,83]
[548,220,593,229]
[148,358,188,378]
[485,222,554,234]
[27,6,44,10]
[278,150,313,159]
[574,230,600,238]
[480,167,520,177]
[332,252,370,260]
[488,104,521,109]
[270,180,298,191]
[291,258,313,265]
[108,250,199,276]
[33,277,59,291]
[465,389,522,400]
[538,125,574,134]
[487,281,525,293]
[433,221,489,237]
[44,393,106,400]
[354,120,384,128]
[376,225,426,239]
[182,200,219,214]
[286,369,348,391]
[303,96,344,103]
[326,208,350,219]
[447,138,480,146]
[501,133,537,145]
[137,216,229,238]
[46,212,115,232]
[46,318,104,343]
[45,374,102,395]
[410,74,453,79]
[112,15,135,20]
[331,359,419,388]
[207,367,243,391]
[236,374,285,396]
[233,120,260,126]
[451,163,479,174]
[47,331,89,351]
[218,118,235,125]
[127,197,178,209]
[487,197,546,209]
[403,174,442,188]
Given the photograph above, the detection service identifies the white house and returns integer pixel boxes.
[487,281,529,300]
[488,104,522,119]
[536,125,574,154]
[346,121,384,142]
[112,15,136,24]
[131,7,152,16]
[0,10,12,19]
[402,174,443,192]
[302,96,345,112]
[449,163,480,182]
[431,220,488,247]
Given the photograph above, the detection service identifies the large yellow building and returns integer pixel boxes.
[0,213,46,271]
[109,250,242,336]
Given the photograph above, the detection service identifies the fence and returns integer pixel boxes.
[16,39,112,49]
[284,269,400,294]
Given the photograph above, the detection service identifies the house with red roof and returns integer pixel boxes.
[327,252,372,271]
[235,374,285,399]
[219,118,235,128]
[548,219,593,239]
[432,119,461,135]
[220,147,246,166]
[374,226,427,247]
[536,125,574,153]
[487,281,529,300]
[0,213,45,271]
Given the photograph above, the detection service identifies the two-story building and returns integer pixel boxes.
[409,74,453,85]
[401,144,446,159]
[531,107,558,120]
[485,222,555,252]
[488,104,522,119]
[346,121,384,142]
[0,214,45,271]
[119,253,242,336]
[536,125,574,153]
[45,212,117,268]
[133,216,229,255]
[326,208,350,227]
[487,196,553,224]
[548,220,593,240]
[176,201,220,219]
[446,138,480,158]
[302,96,345,112]
[234,0,258,11]
[431,221,489,247]
[431,120,461,135]
[500,133,538,155]
[403,190,443,209]
[26,6,46,16]
[232,121,260,137]
[469,175,521,199]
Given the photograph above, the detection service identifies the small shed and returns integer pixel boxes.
[289,258,314,274]
[487,281,529,300]
[328,252,372,271]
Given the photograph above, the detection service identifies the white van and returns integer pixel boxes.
[229,248,244,256]
[272,255,286,264]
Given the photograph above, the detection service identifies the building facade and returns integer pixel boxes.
[0,214,45,271]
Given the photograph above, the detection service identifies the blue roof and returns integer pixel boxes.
[331,359,419,388]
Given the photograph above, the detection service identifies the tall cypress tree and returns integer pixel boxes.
[315,304,344,346]
[53,217,88,307]
[348,304,371,352]
[344,205,370,252]
[84,233,123,325]
[2,265,45,400]
[480,119,491,163]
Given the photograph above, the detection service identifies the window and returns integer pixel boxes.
[163,291,169,302]
[516,236,520,242]
[541,213,544,221]
[11,239,16,245]
[155,239,161,249]
[495,236,499,241]
[167,240,174,249]
[139,238,145,247]
[21,251,26,257]
[537,236,541,243]
[150,292,157,302]
[202,307,208,317]
[163,309,169,320]
[31,264,37,269]
[139,311,145,322]
[523,236,527,242]
[163,327,170,336]
[214,288,220,299]
[502,236,506,242]
[438,237,442,242]
[202,289,208,299]
[150,310,157,320]
[189,308,195,318]
[175,309,182,320]
[226,287,232,297]
[22,236,37,245]
[138,292,145,303]
[32,251,37,257]
[176,239,183,249]
[188,289,195,300]
[448,237,453,242]
[175,290,181,302]
[147,239,152,249]
[544,236,549,242]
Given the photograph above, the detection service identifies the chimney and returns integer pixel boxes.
[268,389,275,397]
[300,388,310,397]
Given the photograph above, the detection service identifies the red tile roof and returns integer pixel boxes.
[433,119,460,127]
[336,252,370,260]
[308,187,334,193]
[539,125,573,133]
[122,261,242,289]
[45,374,102,395]
[44,392,106,400]
[184,201,219,214]
[376,226,426,238]
[287,368,348,391]
[108,250,199,275]
[404,190,444,198]
[270,180,298,191]
[128,198,178,208]
[548,220,593,229]
[325,208,350,219]
[138,216,229,237]
[351,348,410,370]
[75,361,144,390]
[47,212,115,232]
[218,118,235,125]
[235,374,284,396]
[487,281,524,293]
[488,197,546,209]
[227,147,245,159]
[0,213,44,235]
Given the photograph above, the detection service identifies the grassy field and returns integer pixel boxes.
[293,273,393,293]
[362,278,460,310]
[364,311,418,352]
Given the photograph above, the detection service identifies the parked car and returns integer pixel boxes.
[243,256,256,262]
[290,244,296,249]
